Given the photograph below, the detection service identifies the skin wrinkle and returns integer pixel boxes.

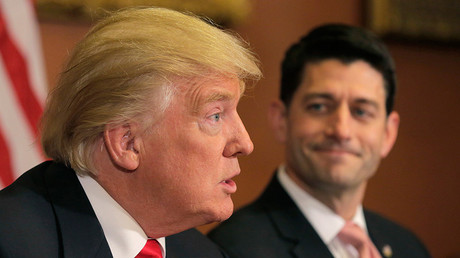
[97,75,252,237]
[186,76,241,115]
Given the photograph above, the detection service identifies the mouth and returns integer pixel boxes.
[312,144,361,157]
[219,172,239,194]
[315,149,358,160]
[318,148,352,155]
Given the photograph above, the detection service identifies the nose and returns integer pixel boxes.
[223,114,254,157]
[326,104,352,141]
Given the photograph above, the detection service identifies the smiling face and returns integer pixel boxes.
[273,59,399,194]
[137,75,253,224]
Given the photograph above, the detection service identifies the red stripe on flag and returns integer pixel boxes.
[0,128,14,187]
[0,12,43,137]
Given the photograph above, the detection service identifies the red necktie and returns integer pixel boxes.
[135,239,162,258]
[338,221,381,258]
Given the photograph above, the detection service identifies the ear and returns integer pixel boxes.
[268,99,288,144]
[103,123,141,171]
[380,111,400,158]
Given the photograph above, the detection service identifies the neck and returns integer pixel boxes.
[92,145,206,238]
[285,169,367,220]
[94,168,206,238]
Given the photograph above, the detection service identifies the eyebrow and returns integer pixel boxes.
[301,93,334,103]
[204,91,234,104]
[191,90,236,114]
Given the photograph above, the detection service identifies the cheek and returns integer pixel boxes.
[172,138,225,181]
[359,128,386,153]
[289,118,321,142]
[164,158,223,206]
[150,121,227,183]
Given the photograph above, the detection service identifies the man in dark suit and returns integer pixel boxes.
[0,7,261,257]
[209,24,430,257]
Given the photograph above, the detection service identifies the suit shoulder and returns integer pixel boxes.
[166,228,226,258]
[0,161,54,196]
[365,209,431,257]
[0,161,62,257]
[0,161,59,213]
[365,209,421,239]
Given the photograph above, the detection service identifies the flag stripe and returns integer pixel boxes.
[0,12,43,137]
[0,128,14,186]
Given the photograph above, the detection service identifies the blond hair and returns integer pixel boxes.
[41,7,261,175]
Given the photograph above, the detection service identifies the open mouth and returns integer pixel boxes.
[220,178,237,194]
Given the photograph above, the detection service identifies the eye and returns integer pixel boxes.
[209,113,221,122]
[352,107,373,119]
[353,108,365,116]
[306,103,327,113]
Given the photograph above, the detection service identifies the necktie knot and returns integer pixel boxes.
[135,239,162,258]
[338,221,381,258]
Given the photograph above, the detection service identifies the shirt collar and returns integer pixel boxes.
[78,174,166,258]
[277,165,368,244]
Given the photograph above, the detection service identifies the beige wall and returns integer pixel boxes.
[40,1,460,257]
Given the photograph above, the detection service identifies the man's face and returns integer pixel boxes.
[279,59,398,193]
[139,75,253,224]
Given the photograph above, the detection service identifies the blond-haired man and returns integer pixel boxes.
[0,7,261,257]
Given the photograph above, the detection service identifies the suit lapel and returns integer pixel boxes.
[365,210,393,258]
[45,162,112,257]
[261,174,333,258]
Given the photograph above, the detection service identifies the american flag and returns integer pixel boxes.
[0,0,47,189]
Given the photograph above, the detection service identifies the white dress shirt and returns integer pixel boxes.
[277,165,370,258]
[78,174,166,258]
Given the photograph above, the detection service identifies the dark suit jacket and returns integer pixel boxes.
[209,173,430,258]
[0,161,226,258]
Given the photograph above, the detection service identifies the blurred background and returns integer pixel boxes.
[2,0,459,257]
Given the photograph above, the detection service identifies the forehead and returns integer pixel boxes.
[299,59,385,100]
[179,76,242,110]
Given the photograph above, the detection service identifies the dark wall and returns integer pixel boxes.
[40,1,460,257]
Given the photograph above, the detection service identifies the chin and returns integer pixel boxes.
[202,200,234,223]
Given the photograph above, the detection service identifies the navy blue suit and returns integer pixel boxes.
[209,173,430,258]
